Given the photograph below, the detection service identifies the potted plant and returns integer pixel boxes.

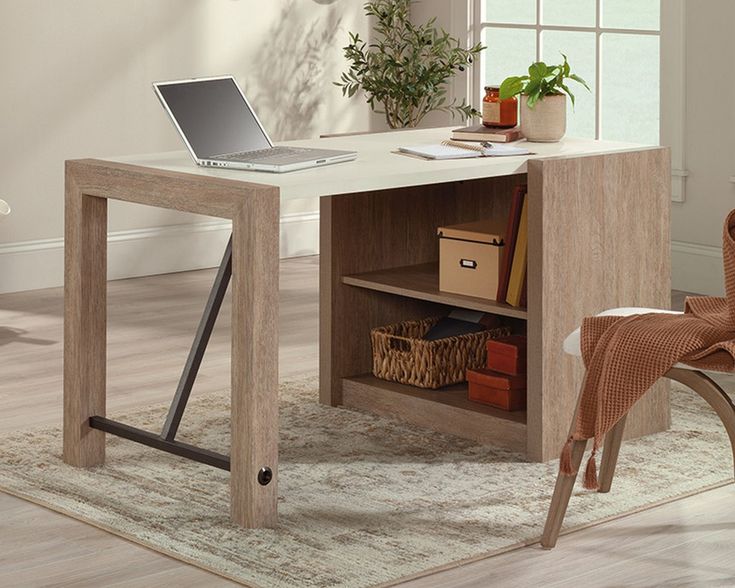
[336,0,485,129]
[499,55,590,142]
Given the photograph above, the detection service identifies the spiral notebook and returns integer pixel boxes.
[399,140,530,160]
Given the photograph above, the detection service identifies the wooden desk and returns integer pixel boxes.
[63,128,671,528]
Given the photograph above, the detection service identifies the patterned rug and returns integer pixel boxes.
[0,375,732,588]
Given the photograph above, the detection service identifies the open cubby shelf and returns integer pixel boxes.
[340,261,528,449]
[340,258,527,450]
[342,262,528,320]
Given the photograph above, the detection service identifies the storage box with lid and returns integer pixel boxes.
[437,220,503,300]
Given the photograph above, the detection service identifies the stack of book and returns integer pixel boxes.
[450,125,523,143]
[496,185,528,308]
[466,335,527,411]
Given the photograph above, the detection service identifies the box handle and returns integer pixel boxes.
[459,258,478,270]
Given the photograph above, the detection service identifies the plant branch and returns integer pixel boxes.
[335,0,485,128]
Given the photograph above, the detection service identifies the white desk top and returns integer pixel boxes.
[103,127,655,201]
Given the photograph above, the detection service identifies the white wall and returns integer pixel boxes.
[667,0,735,295]
[410,0,474,129]
[0,0,375,293]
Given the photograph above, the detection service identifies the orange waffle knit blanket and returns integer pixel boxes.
[561,209,735,489]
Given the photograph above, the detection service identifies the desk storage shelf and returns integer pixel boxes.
[320,149,671,461]
[342,262,528,320]
[341,261,527,450]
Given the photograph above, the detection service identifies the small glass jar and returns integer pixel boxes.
[482,86,518,128]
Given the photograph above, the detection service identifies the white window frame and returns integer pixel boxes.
[470,0,660,141]
[660,0,687,202]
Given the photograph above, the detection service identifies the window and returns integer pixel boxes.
[474,0,660,145]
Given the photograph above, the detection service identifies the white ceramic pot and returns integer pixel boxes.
[0,199,9,217]
[520,94,567,142]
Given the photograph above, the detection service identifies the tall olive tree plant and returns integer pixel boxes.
[336,0,484,128]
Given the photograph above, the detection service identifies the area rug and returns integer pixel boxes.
[0,375,733,588]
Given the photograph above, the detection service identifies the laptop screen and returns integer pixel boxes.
[155,78,271,159]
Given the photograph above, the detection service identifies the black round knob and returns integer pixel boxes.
[258,466,273,486]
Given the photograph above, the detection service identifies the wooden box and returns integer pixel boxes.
[486,335,527,375]
[467,368,526,411]
[438,220,503,300]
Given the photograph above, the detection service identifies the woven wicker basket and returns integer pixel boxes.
[371,317,512,389]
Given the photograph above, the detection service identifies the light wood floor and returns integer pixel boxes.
[1,258,733,587]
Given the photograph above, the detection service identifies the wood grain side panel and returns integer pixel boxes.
[318,196,334,407]
[230,187,280,528]
[602,148,671,441]
[63,166,108,467]
[528,149,671,461]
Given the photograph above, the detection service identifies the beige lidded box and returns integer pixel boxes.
[437,220,503,300]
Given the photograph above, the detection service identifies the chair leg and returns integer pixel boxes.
[540,439,586,549]
[598,415,627,493]
[542,368,735,551]
[667,368,735,479]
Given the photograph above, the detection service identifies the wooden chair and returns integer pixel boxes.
[541,307,735,549]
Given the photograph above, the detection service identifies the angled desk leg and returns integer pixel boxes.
[63,187,107,467]
[230,197,280,528]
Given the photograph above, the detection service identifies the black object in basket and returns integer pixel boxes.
[370,317,511,389]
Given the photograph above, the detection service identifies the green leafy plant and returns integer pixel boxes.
[499,54,590,109]
[336,0,485,128]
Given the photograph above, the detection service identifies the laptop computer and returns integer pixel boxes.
[153,76,357,173]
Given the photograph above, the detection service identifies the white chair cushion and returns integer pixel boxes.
[562,307,697,371]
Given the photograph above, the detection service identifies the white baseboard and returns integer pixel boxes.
[2,227,722,298]
[0,212,320,294]
[672,240,724,296]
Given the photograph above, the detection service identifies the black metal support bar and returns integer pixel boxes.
[89,240,238,471]
[160,236,233,441]
[90,416,231,471]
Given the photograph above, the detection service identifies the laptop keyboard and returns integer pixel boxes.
[216,146,301,162]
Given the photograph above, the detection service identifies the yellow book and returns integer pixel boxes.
[505,195,528,307]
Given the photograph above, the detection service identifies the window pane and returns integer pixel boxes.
[541,31,596,138]
[541,0,596,28]
[600,33,659,144]
[483,28,537,89]
[484,0,536,25]
[602,0,660,30]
